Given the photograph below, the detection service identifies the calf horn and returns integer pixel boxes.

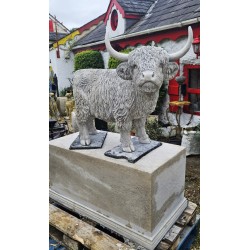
[105,33,129,62]
[169,26,193,62]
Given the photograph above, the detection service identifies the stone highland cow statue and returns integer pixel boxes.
[73,27,193,152]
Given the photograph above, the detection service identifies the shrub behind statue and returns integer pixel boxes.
[73,27,193,152]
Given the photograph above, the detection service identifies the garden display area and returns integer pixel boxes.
[49,37,200,249]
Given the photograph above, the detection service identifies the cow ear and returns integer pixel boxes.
[163,62,179,80]
[116,62,132,80]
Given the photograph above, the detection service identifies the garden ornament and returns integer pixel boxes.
[65,92,74,120]
[73,27,193,152]
[49,92,59,120]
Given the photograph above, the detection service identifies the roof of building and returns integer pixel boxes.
[49,13,70,33]
[50,13,106,49]
[74,22,106,46]
[117,0,155,15]
[78,13,106,33]
[125,0,200,34]
[74,0,200,48]
[49,32,68,42]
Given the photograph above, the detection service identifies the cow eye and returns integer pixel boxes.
[133,64,138,69]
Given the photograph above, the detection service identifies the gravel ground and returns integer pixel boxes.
[185,155,200,250]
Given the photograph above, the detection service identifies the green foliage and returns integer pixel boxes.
[74,50,104,71]
[193,122,200,140]
[108,48,133,69]
[107,122,117,133]
[60,86,73,97]
[145,117,163,140]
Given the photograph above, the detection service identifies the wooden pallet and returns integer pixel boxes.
[49,200,198,250]
[155,201,198,250]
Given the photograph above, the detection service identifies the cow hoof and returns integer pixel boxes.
[122,144,135,153]
[122,147,132,153]
[89,130,97,135]
[130,143,135,152]
[80,139,91,145]
[139,138,151,144]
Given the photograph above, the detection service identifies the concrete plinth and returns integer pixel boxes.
[49,132,187,250]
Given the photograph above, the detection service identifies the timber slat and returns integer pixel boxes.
[176,201,197,227]
[163,225,182,244]
[184,201,197,216]
[63,234,82,250]
[49,204,135,250]
[159,200,198,250]
[156,241,171,250]
[49,200,198,250]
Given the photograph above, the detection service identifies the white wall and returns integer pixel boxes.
[100,51,110,69]
[49,48,75,93]
[106,5,126,38]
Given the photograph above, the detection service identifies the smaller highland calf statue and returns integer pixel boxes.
[73,27,193,152]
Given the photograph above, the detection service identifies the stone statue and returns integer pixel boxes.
[65,92,74,120]
[49,92,59,120]
[73,27,193,152]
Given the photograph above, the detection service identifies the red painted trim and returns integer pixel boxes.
[124,14,141,19]
[184,64,200,70]
[168,85,179,96]
[168,60,180,112]
[78,24,200,52]
[117,25,200,49]
[183,64,200,116]
[104,0,126,24]
[187,88,200,94]
[78,13,105,33]
[49,20,54,32]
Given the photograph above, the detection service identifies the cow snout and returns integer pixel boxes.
[139,70,159,92]
[142,70,155,81]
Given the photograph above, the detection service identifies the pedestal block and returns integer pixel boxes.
[49,132,187,250]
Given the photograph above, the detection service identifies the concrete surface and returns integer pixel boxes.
[49,131,187,249]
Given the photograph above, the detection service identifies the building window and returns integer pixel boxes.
[183,65,200,115]
[111,9,118,31]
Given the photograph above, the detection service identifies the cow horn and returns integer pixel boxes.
[169,26,193,62]
[105,33,129,62]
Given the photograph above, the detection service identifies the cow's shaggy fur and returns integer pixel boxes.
[73,46,179,152]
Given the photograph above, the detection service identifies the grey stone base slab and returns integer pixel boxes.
[49,132,187,250]
[104,137,162,163]
[49,189,187,250]
[69,131,107,150]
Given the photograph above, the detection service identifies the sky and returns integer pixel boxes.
[49,0,110,30]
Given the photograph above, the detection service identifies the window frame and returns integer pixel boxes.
[183,64,200,115]
[111,10,118,31]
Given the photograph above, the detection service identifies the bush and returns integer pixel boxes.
[145,117,163,141]
[59,84,73,97]
[74,50,104,71]
[108,48,133,69]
